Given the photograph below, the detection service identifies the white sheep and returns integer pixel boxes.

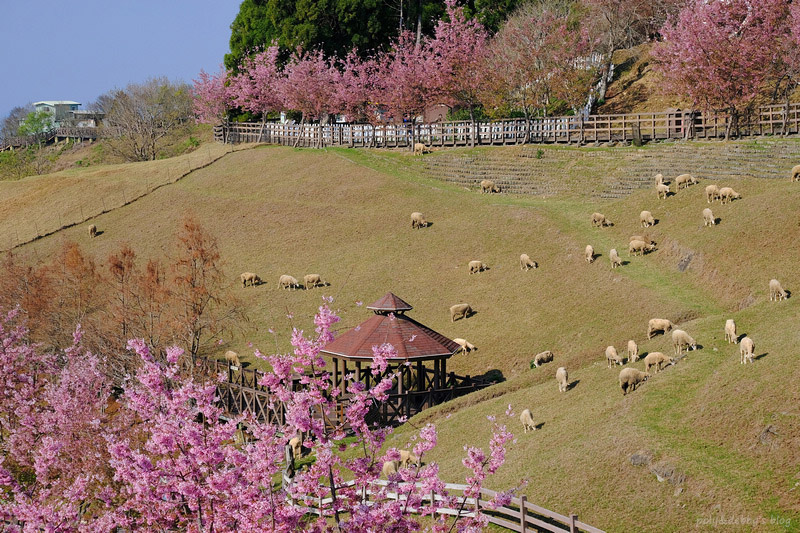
[241,272,261,287]
[468,260,488,274]
[533,350,554,368]
[413,142,428,155]
[450,303,472,322]
[88,224,97,238]
[629,235,655,245]
[520,253,538,271]
[719,187,741,204]
[644,351,675,374]
[629,239,655,256]
[792,164,800,182]
[480,179,501,193]
[591,212,612,227]
[556,366,569,392]
[452,338,476,354]
[672,329,697,356]
[675,174,697,189]
[520,408,536,433]
[705,184,720,203]
[399,450,420,467]
[224,350,240,367]
[382,460,400,478]
[640,210,655,228]
[288,436,303,459]
[278,274,300,290]
[627,339,639,362]
[656,183,669,199]
[606,345,624,367]
[609,248,622,268]
[655,173,664,186]
[725,319,737,343]
[410,212,428,229]
[619,367,649,395]
[585,244,595,263]
[303,274,324,289]
[739,336,755,364]
[769,279,787,301]
[647,318,674,339]
[702,208,716,227]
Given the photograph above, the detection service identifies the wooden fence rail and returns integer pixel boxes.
[214,103,800,150]
[0,127,98,151]
[297,479,605,533]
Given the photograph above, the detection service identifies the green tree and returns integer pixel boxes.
[17,109,54,137]
[1,105,33,141]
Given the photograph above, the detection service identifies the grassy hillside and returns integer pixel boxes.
[3,142,800,531]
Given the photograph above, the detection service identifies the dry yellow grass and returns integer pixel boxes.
[6,142,800,531]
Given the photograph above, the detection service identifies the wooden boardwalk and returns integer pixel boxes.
[215,103,800,149]
[0,127,98,151]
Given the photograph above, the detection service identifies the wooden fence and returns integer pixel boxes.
[0,127,98,151]
[214,103,800,149]
[297,479,605,533]
[186,356,494,429]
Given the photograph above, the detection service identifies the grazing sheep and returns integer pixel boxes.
[719,187,741,204]
[452,338,476,354]
[702,208,716,227]
[413,142,428,155]
[675,174,698,189]
[630,235,655,245]
[640,210,655,228]
[585,244,595,263]
[739,336,755,364]
[533,350,554,368]
[655,173,664,186]
[647,318,674,339]
[672,329,697,356]
[88,224,97,238]
[705,184,720,203]
[556,366,569,392]
[410,212,428,229]
[591,212,612,227]
[627,339,639,362]
[792,164,800,182]
[468,260,488,274]
[382,460,400,478]
[656,183,669,199]
[288,436,303,459]
[629,239,655,256]
[278,274,300,290]
[303,274,324,289]
[520,409,536,433]
[619,368,649,395]
[769,279,788,301]
[241,272,261,287]
[725,319,737,343]
[399,450,420,467]
[224,350,240,367]
[606,345,624,367]
[480,179,501,193]
[450,303,472,322]
[520,253,538,271]
[609,248,622,268]
[644,351,674,373]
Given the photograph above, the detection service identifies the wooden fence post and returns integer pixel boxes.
[570,513,577,533]
[520,495,527,533]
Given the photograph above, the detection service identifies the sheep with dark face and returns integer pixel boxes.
[533,350,554,368]
[672,329,697,356]
[279,275,300,290]
[792,164,800,182]
[520,254,538,271]
[411,212,428,229]
[769,279,787,301]
[629,240,655,256]
[469,260,488,274]
[88,224,98,238]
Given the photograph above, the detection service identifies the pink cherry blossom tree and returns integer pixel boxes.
[281,49,340,147]
[227,44,285,140]
[653,0,789,138]
[334,51,379,124]
[192,67,230,125]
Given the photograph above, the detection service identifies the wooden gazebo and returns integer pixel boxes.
[321,293,461,395]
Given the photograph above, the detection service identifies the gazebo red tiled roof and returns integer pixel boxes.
[321,293,459,361]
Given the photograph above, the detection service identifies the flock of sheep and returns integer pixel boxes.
[512,168,793,433]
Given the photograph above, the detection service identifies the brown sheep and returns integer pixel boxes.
[480,179,501,193]
[450,303,472,322]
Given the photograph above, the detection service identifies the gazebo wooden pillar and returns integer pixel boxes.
[321,292,460,399]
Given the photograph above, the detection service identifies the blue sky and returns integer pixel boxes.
[0,1,241,119]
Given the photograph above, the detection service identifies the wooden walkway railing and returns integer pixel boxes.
[0,127,98,151]
[297,479,605,533]
[215,103,800,149]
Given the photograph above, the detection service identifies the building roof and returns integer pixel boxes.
[321,294,459,361]
[33,101,80,106]
[366,292,413,312]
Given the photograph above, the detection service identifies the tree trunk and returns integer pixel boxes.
[725,108,736,140]
[293,115,306,148]
[415,0,422,48]
[469,107,476,148]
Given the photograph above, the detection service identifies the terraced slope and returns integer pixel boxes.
[5,142,800,531]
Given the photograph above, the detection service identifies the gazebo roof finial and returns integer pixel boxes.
[366,292,413,314]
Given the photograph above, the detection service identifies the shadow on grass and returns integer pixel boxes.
[567,379,580,391]
[753,352,769,361]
